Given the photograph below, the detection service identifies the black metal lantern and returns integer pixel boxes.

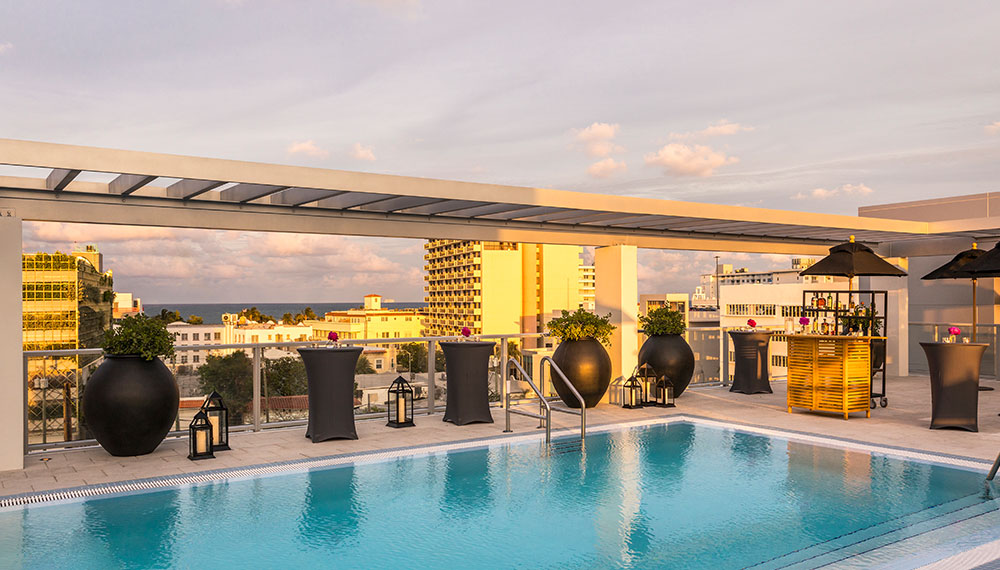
[188,410,214,460]
[387,375,414,428]
[622,373,644,409]
[652,376,676,408]
[201,391,230,451]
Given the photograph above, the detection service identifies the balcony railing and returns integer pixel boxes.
[23,327,728,452]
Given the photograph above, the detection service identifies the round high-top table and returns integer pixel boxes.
[440,341,495,425]
[920,342,988,432]
[298,346,363,442]
[728,331,773,394]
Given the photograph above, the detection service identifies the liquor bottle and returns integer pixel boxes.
[826,293,833,308]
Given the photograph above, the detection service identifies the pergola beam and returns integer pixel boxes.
[166,178,225,200]
[45,168,80,192]
[108,173,156,195]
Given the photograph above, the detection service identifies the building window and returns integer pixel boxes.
[193,333,200,341]
[193,355,200,363]
[214,332,221,341]
[181,333,188,341]
[180,355,188,364]
[375,359,383,370]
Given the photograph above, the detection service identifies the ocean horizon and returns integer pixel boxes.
[143,302,426,324]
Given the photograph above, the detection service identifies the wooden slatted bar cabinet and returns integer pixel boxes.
[786,335,881,420]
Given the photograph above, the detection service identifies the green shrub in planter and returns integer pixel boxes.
[639,307,686,336]
[546,309,615,345]
[100,314,175,360]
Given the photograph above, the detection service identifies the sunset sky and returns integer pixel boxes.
[3,1,999,302]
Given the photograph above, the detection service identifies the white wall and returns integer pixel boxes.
[0,213,24,471]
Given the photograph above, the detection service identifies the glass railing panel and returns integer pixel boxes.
[260,349,310,424]
[177,346,254,428]
[687,326,721,385]
[26,353,103,446]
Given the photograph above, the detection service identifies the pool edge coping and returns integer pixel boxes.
[2,413,995,511]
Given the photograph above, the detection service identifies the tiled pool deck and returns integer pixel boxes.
[4,374,1000,499]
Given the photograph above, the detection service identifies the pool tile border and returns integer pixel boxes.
[1,414,995,511]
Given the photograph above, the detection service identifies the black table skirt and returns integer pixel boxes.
[920,342,987,432]
[728,331,773,394]
[298,347,363,441]
[440,341,495,425]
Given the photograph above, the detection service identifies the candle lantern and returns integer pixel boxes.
[652,376,676,408]
[201,390,230,451]
[188,410,214,460]
[621,373,644,409]
[387,375,415,428]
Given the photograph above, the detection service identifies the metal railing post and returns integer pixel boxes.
[499,337,508,409]
[721,328,730,387]
[994,325,1000,379]
[23,353,29,455]
[427,339,436,415]
[252,346,262,432]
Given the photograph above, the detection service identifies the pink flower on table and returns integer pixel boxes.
[948,327,961,336]
[799,317,810,326]
[328,331,338,342]
[461,326,471,338]
[747,319,756,328]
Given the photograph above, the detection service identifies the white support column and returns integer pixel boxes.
[861,273,909,377]
[0,210,24,471]
[595,245,638,403]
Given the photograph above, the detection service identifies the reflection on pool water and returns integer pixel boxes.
[1,422,997,569]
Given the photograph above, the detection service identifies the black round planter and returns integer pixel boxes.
[638,334,695,397]
[551,339,612,408]
[440,341,495,425]
[82,355,179,456]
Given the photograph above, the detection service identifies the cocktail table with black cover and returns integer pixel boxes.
[728,331,773,394]
[920,341,987,432]
[440,341,495,425]
[298,346,363,442]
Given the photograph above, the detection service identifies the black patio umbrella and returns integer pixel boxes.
[921,243,985,342]
[799,235,907,294]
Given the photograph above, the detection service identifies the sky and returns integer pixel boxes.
[3,1,999,302]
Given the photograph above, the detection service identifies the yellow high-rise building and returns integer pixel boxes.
[423,240,587,338]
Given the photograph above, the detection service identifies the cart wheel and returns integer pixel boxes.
[870,399,877,409]
[880,397,888,408]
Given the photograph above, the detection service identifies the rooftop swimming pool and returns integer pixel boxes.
[1,420,999,569]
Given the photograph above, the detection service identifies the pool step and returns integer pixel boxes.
[547,439,584,456]
[750,493,1000,569]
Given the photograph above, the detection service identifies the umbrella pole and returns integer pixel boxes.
[973,278,978,342]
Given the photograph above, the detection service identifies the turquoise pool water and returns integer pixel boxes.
[1,422,998,569]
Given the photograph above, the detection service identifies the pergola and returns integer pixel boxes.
[2,138,998,471]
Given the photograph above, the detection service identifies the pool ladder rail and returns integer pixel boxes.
[503,357,586,447]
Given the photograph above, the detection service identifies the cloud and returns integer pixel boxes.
[670,120,753,141]
[643,143,738,177]
[357,0,424,19]
[792,183,874,200]
[286,140,329,158]
[350,142,376,162]
[0,42,12,56]
[986,121,1000,135]
[586,158,627,179]
[574,122,624,158]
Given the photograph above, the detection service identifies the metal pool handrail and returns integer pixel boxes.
[988,452,1000,482]
[504,357,552,443]
[539,356,586,442]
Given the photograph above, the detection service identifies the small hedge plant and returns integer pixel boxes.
[100,314,176,361]
[546,309,615,346]
[639,307,686,336]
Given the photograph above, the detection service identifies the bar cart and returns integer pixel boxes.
[801,290,888,409]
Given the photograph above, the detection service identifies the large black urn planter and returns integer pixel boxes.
[440,341,495,425]
[638,334,695,397]
[82,355,179,456]
[551,339,612,408]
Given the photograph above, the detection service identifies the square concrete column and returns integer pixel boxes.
[595,245,638,400]
[860,273,909,377]
[0,211,24,471]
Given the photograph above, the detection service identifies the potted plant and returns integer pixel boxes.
[638,307,695,397]
[546,309,615,408]
[440,327,496,424]
[82,314,179,456]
